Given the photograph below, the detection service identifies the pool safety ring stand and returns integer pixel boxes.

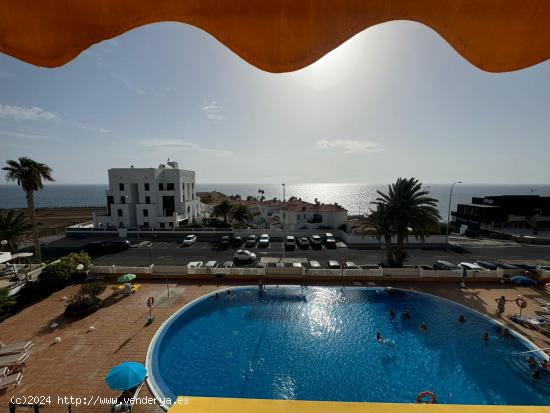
[416,391,438,404]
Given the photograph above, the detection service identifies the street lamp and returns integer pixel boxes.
[282,184,286,260]
[446,181,462,248]
[1,239,7,251]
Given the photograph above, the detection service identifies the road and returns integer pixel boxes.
[87,240,550,267]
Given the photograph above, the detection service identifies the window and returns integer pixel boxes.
[143,221,149,228]
[143,209,148,217]
[117,209,123,217]
[119,183,124,191]
[119,222,124,228]
[120,196,125,204]
[192,183,194,198]
[160,223,165,229]
[144,183,150,191]
[159,183,164,190]
[167,183,174,190]
[145,196,151,204]
[169,222,174,228]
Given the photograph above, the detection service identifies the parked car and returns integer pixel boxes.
[231,237,243,247]
[85,240,131,253]
[500,262,520,270]
[360,264,381,270]
[222,261,234,268]
[309,260,322,269]
[245,235,257,247]
[419,265,434,270]
[475,261,498,270]
[323,233,335,242]
[187,261,203,268]
[292,262,303,269]
[328,260,341,269]
[345,261,361,269]
[182,234,197,246]
[433,260,460,270]
[325,234,336,249]
[459,262,485,271]
[219,235,231,248]
[234,249,257,263]
[258,234,270,248]
[297,237,310,249]
[284,235,296,250]
[205,261,219,269]
[309,235,322,249]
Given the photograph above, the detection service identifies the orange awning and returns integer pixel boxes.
[1,0,549,73]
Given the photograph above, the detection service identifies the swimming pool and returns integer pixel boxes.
[146,287,549,407]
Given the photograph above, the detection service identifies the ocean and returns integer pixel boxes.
[1,183,549,219]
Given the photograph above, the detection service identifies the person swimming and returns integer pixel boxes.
[483,332,489,342]
[528,356,537,367]
[419,322,428,332]
[402,310,411,321]
[458,315,466,323]
[541,359,549,370]
[533,369,541,380]
[389,309,396,319]
[215,292,219,299]
[376,331,383,341]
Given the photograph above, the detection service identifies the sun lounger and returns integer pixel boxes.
[0,340,33,356]
[0,372,22,390]
[0,366,7,378]
[110,381,143,412]
[0,352,29,371]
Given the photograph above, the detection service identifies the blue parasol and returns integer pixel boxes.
[510,275,536,286]
[105,362,147,390]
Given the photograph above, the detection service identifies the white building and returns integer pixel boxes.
[235,198,348,230]
[93,161,201,229]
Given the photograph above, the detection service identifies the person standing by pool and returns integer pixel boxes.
[495,296,513,316]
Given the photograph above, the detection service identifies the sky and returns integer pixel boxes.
[0,21,549,185]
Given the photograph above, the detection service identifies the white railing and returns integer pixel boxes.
[88,265,508,280]
[423,270,463,278]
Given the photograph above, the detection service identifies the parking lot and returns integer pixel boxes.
[86,238,550,268]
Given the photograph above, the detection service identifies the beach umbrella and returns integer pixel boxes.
[117,273,136,283]
[510,275,536,286]
[105,362,147,391]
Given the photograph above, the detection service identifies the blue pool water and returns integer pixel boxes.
[147,287,549,406]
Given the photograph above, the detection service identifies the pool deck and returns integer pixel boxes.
[169,397,548,413]
[0,281,549,412]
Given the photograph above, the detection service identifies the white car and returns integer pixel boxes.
[187,261,203,268]
[459,262,485,271]
[205,261,219,269]
[233,249,257,263]
[258,234,270,248]
[182,235,197,246]
[309,260,321,269]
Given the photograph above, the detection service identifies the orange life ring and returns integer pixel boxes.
[516,297,527,309]
[416,391,438,404]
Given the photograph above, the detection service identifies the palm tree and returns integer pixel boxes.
[258,189,265,202]
[0,210,32,252]
[370,178,440,267]
[367,203,396,267]
[212,199,233,224]
[231,204,253,227]
[3,157,54,263]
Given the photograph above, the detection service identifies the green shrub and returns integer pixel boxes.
[64,296,102,317]
[38,262,71,293]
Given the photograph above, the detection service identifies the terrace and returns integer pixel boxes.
[0,280,549,412]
